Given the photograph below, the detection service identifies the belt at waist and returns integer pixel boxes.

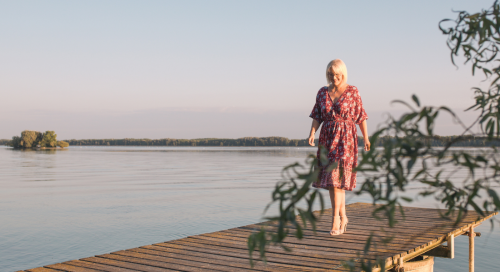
[324,118,353,123]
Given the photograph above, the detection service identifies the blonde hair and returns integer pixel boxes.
[326,59,348,86]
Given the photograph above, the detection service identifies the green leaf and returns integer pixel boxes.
[412,94,421,107]
[488,189,500,209]
[401,197,413,202]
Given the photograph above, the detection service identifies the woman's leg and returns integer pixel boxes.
[330,166,347,234]
[337,166,346,217]
[340,189,346,217]
[329,187,343,232]
[329,188,341,217]
[341,188,348,230]
[334,187,344,216]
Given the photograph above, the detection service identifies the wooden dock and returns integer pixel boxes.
[20,202,497,272]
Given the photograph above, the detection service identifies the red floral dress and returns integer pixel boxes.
[309,85,368,191]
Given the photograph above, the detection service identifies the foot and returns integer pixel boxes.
[340,216,348,234]
[330,216,341,236]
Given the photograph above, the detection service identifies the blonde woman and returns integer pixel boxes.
[308,59,370,235]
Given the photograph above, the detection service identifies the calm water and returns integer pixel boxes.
[0,146,498,271]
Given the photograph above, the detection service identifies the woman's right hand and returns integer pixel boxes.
[309,119,320,146]
[308,134,315,146]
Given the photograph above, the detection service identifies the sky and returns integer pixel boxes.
[0,0,494,140]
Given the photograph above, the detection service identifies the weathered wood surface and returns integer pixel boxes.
[21,202,497,272]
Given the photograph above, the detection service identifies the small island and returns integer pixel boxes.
[6,130,69,149]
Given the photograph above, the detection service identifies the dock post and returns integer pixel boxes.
[396,257,404,272]
[447,233,454,259]
[469,225,475,272]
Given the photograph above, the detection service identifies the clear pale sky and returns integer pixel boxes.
[0,0,493,139]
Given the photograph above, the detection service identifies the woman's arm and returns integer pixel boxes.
[308,119,320,146]
[358,120,370,151]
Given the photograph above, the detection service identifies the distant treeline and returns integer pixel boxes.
[64,137,311,147]
[2,136,499,147]
[56,135,500,147]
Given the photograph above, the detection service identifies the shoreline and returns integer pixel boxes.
[2,135,500,148]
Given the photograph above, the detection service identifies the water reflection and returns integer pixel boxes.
[0,146,497,271]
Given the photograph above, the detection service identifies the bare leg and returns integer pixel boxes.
[329,188,340,217]
[329,187,343,233]
[340,189,346,217]
[340,188,349,233]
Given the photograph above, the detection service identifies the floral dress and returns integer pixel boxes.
[309,85,368,191]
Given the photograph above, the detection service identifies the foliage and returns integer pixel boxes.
[440,0,500,139]
[0,139,10,145]
[8,130,68,149]
[7,137,20,147]
[247,2,500,271]
[57,141,69,148]
[40,131,57,147]
[19,130,43,148]
[65,137,312,147]
[61,136,499,147]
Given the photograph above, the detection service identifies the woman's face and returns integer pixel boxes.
[329,70,343,87]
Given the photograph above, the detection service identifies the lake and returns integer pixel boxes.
[0,146,498,271]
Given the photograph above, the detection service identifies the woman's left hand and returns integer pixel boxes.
[359,120,370,151]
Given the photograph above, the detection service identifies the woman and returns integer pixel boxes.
[308,59,370,236]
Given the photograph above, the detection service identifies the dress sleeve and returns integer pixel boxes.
[352,87,368,125]
[309,89,324,125]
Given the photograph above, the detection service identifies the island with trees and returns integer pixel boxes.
[4,130,69,149]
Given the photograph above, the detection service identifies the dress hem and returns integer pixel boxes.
[312,183,355,191]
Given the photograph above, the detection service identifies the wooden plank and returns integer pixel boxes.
[101,253,225,272]
[139,245,309,271]
[119,248,325,272]
[186,234,392,258]
[250,220,466,234]
[165,238,377,261]
[109,250,250,272]
[159,239,368,264]
[215,233,426,261]
[183,236,393,261]
[313,222,462,234]
[347,203,495,217]
[80,257,172,272]
[136,246,307,272]
[197,231,405,254]
[316,213,482,225]
[235,227,442,246]
[315,213,466,223]
[258,221,471,237]
[45,263,102,272]
[280,214,480,228]
[340,207,493,217]
[64,260,137,272]
[25,269,62,272]
[340,205,490,215]
[138,244,342,270]
[313,209,485,222]
[230,227,435,244]
[220,228,434,254]
[255,215,468,230]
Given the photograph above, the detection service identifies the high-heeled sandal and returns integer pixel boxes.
[330,216,342,236]
[340,216,348,234]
